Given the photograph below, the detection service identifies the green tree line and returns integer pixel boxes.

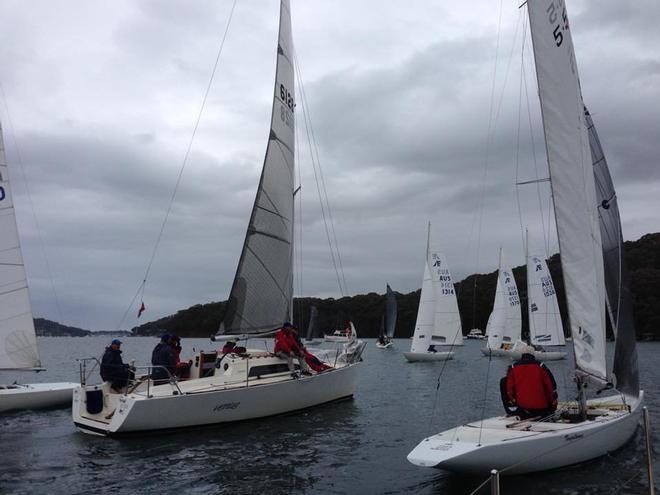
[132,233,660,341]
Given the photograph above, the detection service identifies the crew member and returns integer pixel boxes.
[501,349,558,419]
[151,333,177,384]
[274,322,310,377]
[100,339,133,392]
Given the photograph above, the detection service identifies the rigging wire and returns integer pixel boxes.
[0,83,65,325]
[292,49,347,297]
[115,0,238,330]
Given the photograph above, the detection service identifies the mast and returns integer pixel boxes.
[525,228,530,344]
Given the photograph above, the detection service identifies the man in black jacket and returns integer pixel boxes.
[100,339,133,391]
[151,334,176,384]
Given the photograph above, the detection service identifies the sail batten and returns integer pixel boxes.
[219,0,295,335]
[528,0,607,382]
[0,121,41,370]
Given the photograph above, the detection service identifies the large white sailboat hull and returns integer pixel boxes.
[408,392,643,475]
[0,382,79,412]
[73,360,360,436]
[480,347,567,361]
[403,351,453,362]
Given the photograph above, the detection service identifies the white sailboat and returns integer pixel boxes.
[72,0,365,436]
[303,305,322,345]
[0,121,78,413]
[376,283,397,349]
[525,229,567,359]
[404,224,462,362]
[479,249,525,357]
[408,0,642,475]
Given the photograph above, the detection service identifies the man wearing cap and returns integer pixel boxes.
[151,333,177,384]
[100,339,133,392]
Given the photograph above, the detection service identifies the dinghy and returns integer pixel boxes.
[0,121,78,413]
[404,223,462,362]
[408,0,641,475]
[72,0,365,436]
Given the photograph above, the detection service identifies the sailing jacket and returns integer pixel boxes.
[100,347,129,381]
[151,342,176,381]
[506,355,557,411]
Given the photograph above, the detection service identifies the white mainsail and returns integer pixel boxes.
[429,251,463,346]
[219,0,296,335]
[527,234,564,346]
[528,0,607,383]
[0,121,41,370]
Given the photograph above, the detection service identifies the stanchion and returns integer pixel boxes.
[490,469,500,495]
[644,407,655,495]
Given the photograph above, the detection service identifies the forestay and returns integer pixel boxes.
[0,121,41,370]
[527,247,564,346]
[429,251,462,346]
[220,0,296,335]
[528,0,607,383]
[586,107,639,396]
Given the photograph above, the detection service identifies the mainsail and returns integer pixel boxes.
[527,232,564,346]
[410,262,434,353]
[219,0,296,334]
[586,106,639,396]
[429,251,463,346]
[0,121,41,370]
[528,0,607,383]
[385,283,397,339]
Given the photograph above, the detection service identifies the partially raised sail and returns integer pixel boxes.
[0,121,41,370]
[486,251,521,349]
[529,0,606,384]
[526,237,564,346]
[586,106,639,396]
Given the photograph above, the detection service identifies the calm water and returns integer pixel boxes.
[0,337,657,494]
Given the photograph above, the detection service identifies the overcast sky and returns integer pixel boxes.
[0,0,658,331]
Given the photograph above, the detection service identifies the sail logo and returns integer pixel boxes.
[533,257,543,272]
[0,186,5,201]
[531,303,538,312]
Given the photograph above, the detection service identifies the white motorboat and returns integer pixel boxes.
[324,322,356,343]
[465,329,485,340]
[409,0,641,475]
[0,121,78,413]
[72,0,365,436]
[405,223,462,363]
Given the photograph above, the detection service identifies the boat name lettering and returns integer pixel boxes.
[564,433,583,441]
[430,443,453,451]
[213,402,240,412]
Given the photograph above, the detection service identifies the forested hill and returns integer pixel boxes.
[34,318,92,337]
[131,232,660,340]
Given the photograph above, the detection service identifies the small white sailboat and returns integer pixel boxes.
[323,321,357,343]
[303,305,322,345]
[72,0,364,436]
[466,329,485,340]
[408,0,642,475]
[479,249,523,357]
[525,230,567,360]
[0,121,78,413]
[404,224,462,362]
[376,284,397,349]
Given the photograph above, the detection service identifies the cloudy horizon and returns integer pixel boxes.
[1,0,658,331]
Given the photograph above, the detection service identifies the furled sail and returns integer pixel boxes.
[219,0,296,334]
[586,106,639,396]
[486,251,521,349]
[429,251,463,346]
[486,276,507,349]
[527,236,564,346]
[528,0,607,383]
[385,283,397,339]
[0,121,41,370]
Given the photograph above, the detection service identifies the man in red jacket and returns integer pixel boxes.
[274,322,309,377]
[501,351,558,419]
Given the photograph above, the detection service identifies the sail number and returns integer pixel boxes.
[279,83,295,130]
[0,186,5,201]
[546,1,568,47]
